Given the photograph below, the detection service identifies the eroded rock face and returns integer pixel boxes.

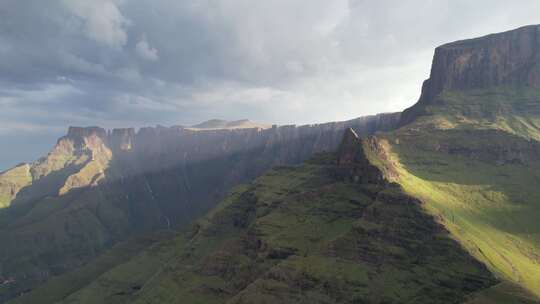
[402,24,540,124]
[337,128,365,165]
[2,114,401,204]
[68,113,401,176]
[67,126,107,142]
[110,128,135,152]
[0,126,114,204]
[335,128,384,184]
[431,25,540,94]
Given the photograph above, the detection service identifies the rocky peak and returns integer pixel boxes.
[336,128,384,184]
[401,24,540,125]
[337,128,364,165]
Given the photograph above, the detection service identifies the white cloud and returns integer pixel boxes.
[3,0,540,169]
[136,35,159,61]
[63,0,130,49]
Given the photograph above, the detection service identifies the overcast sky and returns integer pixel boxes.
[1,0,540,170]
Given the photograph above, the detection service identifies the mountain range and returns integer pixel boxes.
[1,25,540,303]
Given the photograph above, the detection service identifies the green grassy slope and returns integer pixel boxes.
[465,282,539,304]
[370,86,540,298]
[14,153,498,304]
[5,233,171,304]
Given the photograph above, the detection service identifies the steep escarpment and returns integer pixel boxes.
[0,113,401,210]
[0,113,401,303]
[117,112,401,175]
[11,131,496,304]
[110,128,135,152]
[402,24,540,125]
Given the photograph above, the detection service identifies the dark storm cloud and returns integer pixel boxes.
[1,0,540,169]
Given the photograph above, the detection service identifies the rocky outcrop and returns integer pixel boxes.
[57,132,111,195]
[0,164,32,207]
[0,126,115,206]
[335,128,385,184]
[402,24,540,125]
[337,128,366,165]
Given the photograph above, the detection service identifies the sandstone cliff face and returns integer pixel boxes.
[402,24,540,124]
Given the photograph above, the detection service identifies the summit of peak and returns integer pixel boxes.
[337,128,363,165]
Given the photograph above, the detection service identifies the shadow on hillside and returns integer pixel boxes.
[0,130,355,303]
[0,162,86,228]
[395,129,540,236]
[0,115,407,303]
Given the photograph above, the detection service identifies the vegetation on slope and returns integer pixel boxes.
[0,143,323,302]
[12,150,497,303]
[369,86,540,299]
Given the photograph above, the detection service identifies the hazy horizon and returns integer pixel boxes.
[1,0,540,170]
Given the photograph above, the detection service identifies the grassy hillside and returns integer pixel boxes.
[11,152,498,303]
[369,86,540,298]
[3,233,171,304]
